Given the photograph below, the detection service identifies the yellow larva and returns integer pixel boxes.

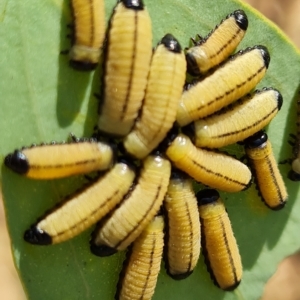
[245,131,288,210]
[163,132,251,192]
[123,34,186,159]
[90,154,171,254]
[116,215,164,300]
[186,9,248,76]
[186,88,283,149]
[69,0,105,70]
[197,189,242,291]
[4,138,115,179]
[164,169,201,279]
[98,0,153,137]
[23,159,136,245]
[177,45,270,126]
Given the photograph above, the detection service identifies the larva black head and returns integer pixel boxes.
[4,150,29,175]
[233,10,248,31]
[121,0,144,10]
[274,88,283,110]
[160,34,182,53]
[196,189,219,206]
[255,45,270,69]
[90,243,118,257]
[69,60,98,71]
[24,227,52,245]
[244,131,268,149]
[118,156,137,172]
[181,123,195,142]
[157,125,180,152]
[170,168,188,180]
[186,53,200,76]
[288,169,300,181]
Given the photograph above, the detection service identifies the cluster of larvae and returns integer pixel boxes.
[4,0,289,299]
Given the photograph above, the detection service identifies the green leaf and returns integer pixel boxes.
[1,0,300,299]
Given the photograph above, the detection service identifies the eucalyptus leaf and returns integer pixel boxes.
[1,0,300,299]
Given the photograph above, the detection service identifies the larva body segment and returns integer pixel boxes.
[24,160,136,245]
[69,0,106,70]
[177,45,270,126]
[197,189,242,291]
[98,0,153,137]
[123,34,186,159]
[245,131,287,210]
[91,154,171,253]
[164,133,251,192]
[189,88,282,148]
[164,170,201,279]
[186,9,248,75]
[4,140,115,179]
[116,215,164,300]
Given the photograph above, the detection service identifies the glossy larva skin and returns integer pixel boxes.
[98,0,153,137]
[177,46,270,126]
[92,155,171,251]
[24,161,136,245]
[69,0,105,70]
[186,9,248,76]
[165,133,251,192]
[123,34,187,159]
[198,190,242,291]
[4,141,114,179]
[164,171,201,279]
[245,132,288,210]
[192,88,282,148]
[117,215,164,300]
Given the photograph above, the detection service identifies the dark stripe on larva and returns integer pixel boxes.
[89,0,94,46]
[115,182,163,248]
[208,28,242,60]
[46,189,120,238]
[196,65,266,112]
[191,158,247,188]
[141,237,156,296]
[30,158,101,170]
[120,11,138,120]
[210,106,278,139]
[184,198,193,271]
[265,155,285,204]
[151,58,176,141]
[220,216,238,284]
